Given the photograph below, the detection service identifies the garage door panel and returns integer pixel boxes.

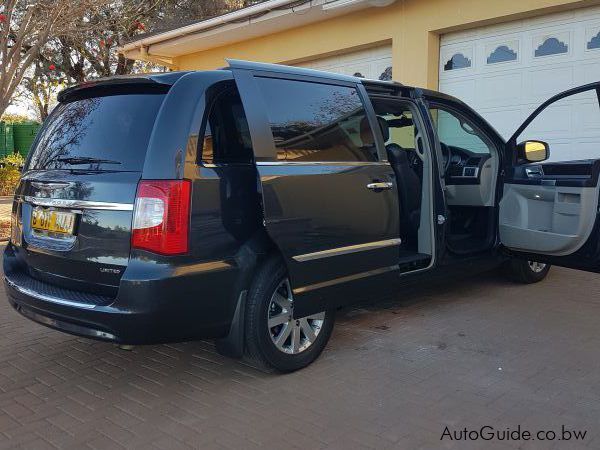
[521,104,571,139]
[439,78,476,106]
[526,66,575,101]
[581,60,600,83]
[479,108,524,138]
[440,5,600,148]
[476,72,522,107]
[577,102,600,134]
[296,45,392,81]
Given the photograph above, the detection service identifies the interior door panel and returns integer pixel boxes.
[500,181,598,256]
[500,159,600,268]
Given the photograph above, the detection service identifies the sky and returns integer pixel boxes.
[6,98,39,120]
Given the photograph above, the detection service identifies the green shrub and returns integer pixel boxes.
[0,153,24,196]
[2,153,25,168]
[0,114,31,125]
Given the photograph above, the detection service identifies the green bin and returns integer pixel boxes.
[12,122,41,157]
[0,122,15,157]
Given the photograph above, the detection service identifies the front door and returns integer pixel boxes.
[499,82,600,272]
[233,66,402,316]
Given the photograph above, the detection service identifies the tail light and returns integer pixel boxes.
[132,180,191,255]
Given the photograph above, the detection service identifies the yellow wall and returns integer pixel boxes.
[174,0,600,89]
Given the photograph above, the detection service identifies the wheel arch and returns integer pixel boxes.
[215,226,284,358]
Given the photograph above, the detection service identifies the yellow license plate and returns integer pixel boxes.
[31,208,76,235]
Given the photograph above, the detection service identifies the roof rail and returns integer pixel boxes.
[227,59,361,83]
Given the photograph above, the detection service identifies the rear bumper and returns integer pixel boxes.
[3,245,243,345]
[5,275,165,344]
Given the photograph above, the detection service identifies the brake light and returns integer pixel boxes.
[132,180,191,255]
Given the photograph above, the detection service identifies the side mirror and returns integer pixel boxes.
[517,140,550,163]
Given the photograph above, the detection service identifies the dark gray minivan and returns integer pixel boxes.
[5,60,600,372]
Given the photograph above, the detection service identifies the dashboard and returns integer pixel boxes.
[443,145,491,186]
[441,144,497,207]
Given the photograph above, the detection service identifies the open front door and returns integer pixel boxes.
[499,82,600,272]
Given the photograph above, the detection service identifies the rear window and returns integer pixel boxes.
[27,93,166,171]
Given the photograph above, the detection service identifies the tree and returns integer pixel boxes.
[46,1,270,84]
[13,0,269,118]
[0,0,106,118]
[20,54,64,120]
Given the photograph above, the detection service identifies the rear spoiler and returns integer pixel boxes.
[57,73,188,103]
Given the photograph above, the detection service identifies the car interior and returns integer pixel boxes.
[429,105,500,255]
[371,97,501,259]
[371,97,434,267]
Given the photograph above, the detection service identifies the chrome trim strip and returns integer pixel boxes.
[4,276,97,310]
[292,238,402,262]
[256,161,389,166]
[293,265,399,295]
[24,196,133,211]
[31,182,71,191]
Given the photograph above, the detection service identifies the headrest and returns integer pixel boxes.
[377,116,390,142]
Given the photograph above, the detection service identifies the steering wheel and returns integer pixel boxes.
[440,142,452,175]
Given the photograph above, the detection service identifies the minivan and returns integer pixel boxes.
[5,60,600,372]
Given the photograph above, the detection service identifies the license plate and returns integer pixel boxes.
[31,208,76,235]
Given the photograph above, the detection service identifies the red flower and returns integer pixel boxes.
[0,14,7,23]
[48,64,56,71]
[99,39,105,47]
[135,20,146,31]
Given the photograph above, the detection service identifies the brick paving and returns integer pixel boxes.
[1,260,599,449]
[0,197,12,222]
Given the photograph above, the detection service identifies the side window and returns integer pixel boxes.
[429,106,493,155]
[372,98,418,150]
[201,84,253,165]
[256,77,378,162]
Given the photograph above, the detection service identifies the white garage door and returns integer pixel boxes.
[296,45,393,81]
[439,6,600,161]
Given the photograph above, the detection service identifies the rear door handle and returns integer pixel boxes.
[367,182,393,191]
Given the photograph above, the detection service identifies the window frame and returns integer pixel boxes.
[425,98,503,174]
[249,72,388,164]
[197,81,254,167]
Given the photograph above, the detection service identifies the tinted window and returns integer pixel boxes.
[28,93,165,171]
[202,85,253,164]
[429,107,492,154]
[256,77,377,162]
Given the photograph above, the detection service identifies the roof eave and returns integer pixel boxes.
[119,0,303,54]
[118,0,397,62]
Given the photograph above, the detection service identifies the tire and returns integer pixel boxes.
[243,255,335,373]
[504,258,551,284]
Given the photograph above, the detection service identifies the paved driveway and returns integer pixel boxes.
[0,260,599,449]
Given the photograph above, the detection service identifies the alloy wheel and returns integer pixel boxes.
[267,278,325,355]
[528,261,547,273]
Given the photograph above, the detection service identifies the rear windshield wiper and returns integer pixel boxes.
[55,157,122,166]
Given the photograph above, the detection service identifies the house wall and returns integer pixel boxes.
[174,0,599,89]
